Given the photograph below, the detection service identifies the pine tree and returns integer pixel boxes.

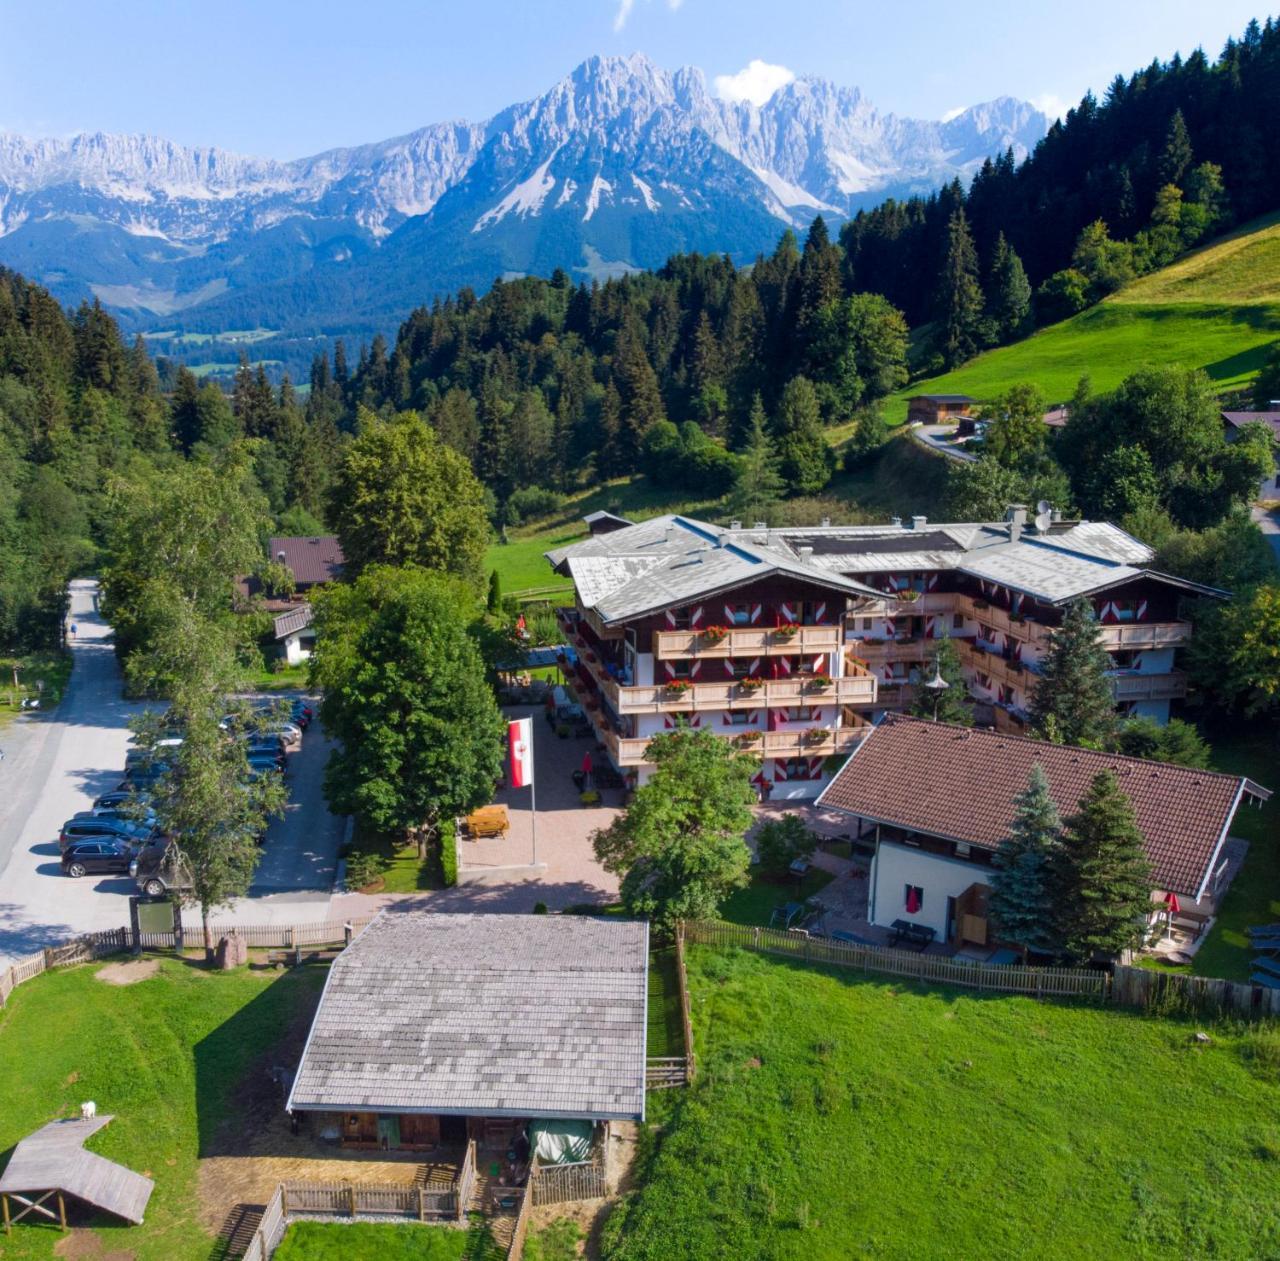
[1056,771,1153,960]
[728,396,784,523]
[773,376,834,496]
[1158,109,1194,187]
[989,765,1061,958]
[1030,598,1116,746]
[908,636,972,725]
[986,233,1033,344]
[935,208,984,368]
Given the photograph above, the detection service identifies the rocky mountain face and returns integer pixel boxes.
[0,54,1046,340]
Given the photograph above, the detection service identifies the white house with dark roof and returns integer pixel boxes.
[287,912,648,1153]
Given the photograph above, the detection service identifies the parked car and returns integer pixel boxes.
[60,816,160,852]
[130,845,191,897]
[91,789,153,815]
[244,738,287,764]
[61,838,139,878]
[246,754,285,776]
[85,805,159,828]
[265,722,303,746]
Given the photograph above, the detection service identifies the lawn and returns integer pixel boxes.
[719,867,834,927]
[602,946,1280,1261]
[0,958,326,1260]
[244,660,311,691]
[273,1219,478,1260]
[0,649,72,725]
[874,211,1280,422]
[1188,720,1280,981]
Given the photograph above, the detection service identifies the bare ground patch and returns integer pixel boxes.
[95,960,159,986]
[53,1230,136,1261]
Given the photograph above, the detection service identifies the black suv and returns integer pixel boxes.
[59,816,160,852]
[61,839,137,878]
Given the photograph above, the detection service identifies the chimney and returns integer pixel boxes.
[276,551,287,563]
[910,515,927,531]
[1006,504,1027,542]
[820,516,830,528]
[890,516,902,528]
[753,521,767,530]
[729,519,742,531]
[796,544,814,560]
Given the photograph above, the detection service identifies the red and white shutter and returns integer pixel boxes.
[750,603,763,624]
[1136,599,1148,621]
[811,601,826,625]
[690,605,704,629]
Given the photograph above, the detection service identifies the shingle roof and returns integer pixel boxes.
[272,604,313,640]
[268,536,345,587]
[817,714,1269,897]
[0,1116,154,1224]
[1222,410,1280,436]
[287,912,649,1122]
[910,394,976,403]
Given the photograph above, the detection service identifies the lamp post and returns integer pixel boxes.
[923,657,949,721]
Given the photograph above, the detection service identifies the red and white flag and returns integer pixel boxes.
[508,717,534,788]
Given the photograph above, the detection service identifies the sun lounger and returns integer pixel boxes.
[1252,956,1280,979]
[1250,972,1280,990]
[888,919,935,951]
[831,930,876,946]
[1249,937,1280,953]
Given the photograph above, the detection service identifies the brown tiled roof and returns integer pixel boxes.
[269,536,345,587]
[818,714,1268,896]
[1222,410,1280,437]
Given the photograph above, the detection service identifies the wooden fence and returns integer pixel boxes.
[673,930,697,1081]
[0,919,371,1008]
[530,1158,608,1207]
[456,1140,477,1223]
[278,1180,457,1220]
[681,920,1111,1000]
[241,1185,286,1261]
[505,1185,533,1261]
[645,1056,689,1089]
[1113,963,1280,1018]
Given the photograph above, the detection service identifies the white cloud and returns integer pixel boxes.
[1032,92,1069,122]
[613,0,682,31]
[713,59,796,107]
[940,106,966,123]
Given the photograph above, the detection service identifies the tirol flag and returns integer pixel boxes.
[508,717,534,788]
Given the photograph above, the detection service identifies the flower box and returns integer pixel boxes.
[664,679,693,694]
[805,677,833,691]
[773,623,800,639]
[701,624,730,643]
[895,590,922,603]
[803,727,828,745]
[736,730,763,746]
[738,677,764,692]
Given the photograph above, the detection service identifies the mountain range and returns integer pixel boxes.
[0,54,1046,352]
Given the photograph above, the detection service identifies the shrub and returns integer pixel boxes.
[439,822,459,886]
[504,485,566,526]
[345,848,389,890]
[755,814,816,874]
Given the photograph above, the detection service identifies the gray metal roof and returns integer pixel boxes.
[0,1116,154,1224]
[546,515,882,624]
[272,604,314,640]
[287,912,649,1122]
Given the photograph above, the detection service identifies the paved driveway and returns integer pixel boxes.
[0,583,341,964]
[1252,505,1280,564]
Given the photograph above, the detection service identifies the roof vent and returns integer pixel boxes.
[910,515,927,531]
[1006,504,1027,543]
[796,544,814,560]
[820,516,831,528]
[891,516,902,528]
[753,521,767,530]
[276,551,287,562]
[729,519,742,530]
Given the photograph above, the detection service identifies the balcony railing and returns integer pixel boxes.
[1109,671,1189,701]
[652,624,841,660]
[848,638,935,664]
[958,641,1038,696]
[854,591,956,616]
[955,595,1191,653]
[598,668,878,714]
[599,723,866,767]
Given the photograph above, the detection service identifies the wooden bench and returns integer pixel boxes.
[463,805,510,839]
[888,919,936,951]
[268,945,345,968]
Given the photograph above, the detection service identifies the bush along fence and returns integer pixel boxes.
[678,920,1280,1019]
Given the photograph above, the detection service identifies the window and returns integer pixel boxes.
[725,710,751,726]
[904,884,924,912]
[782,758,813,780]
[668,659,693,679]
[726,658,753,677]
[726,603,751,626]
[670,607,692,630]
[791,705,818,722]
[952,612,964,630]
[954,842,972,858]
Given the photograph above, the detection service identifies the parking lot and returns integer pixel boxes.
[0,581,342,964]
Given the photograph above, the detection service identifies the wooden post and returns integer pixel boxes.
[348,1184,357,1217]
[419,1186,426,1222]
[58,1191,66,1231]
[344,922,353,946]
[4,1191,11,1234]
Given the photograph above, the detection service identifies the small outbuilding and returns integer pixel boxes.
[287,912,649,1154]
[583,510,635,536]
[906,394,977,425]
[1,1115,154,1233]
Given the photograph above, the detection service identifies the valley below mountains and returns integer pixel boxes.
[0,53,1045,360]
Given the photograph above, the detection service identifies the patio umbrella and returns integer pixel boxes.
[581,751,593,789]
[1164,891,1181,938]
[905,886,921,915]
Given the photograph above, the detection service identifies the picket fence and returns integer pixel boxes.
[530,1157,608,1207]
[0,919,372,1009]
[681,920,1110,1000]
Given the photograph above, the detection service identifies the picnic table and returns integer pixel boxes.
[789,856,812,877]
[888,918,936,951]
[463,805,510,839]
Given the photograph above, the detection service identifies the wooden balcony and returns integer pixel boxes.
[1110,671,1188,701]
[958,641,1035,695]
[1097,621,1192,649]
[651,624,840,660]
[854,591,956,617]
[600,668,878,715]
[600,723,865,767]
[849,638,935,665]
[955,595,1054,648]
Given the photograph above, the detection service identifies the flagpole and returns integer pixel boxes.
[530,720,538,867]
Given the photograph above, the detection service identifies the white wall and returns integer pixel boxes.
[1131,699,1171,723]
[1134,647,1175,674]
[870,839,989,940]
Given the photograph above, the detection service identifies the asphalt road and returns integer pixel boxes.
[0,580,342,965]
[1252,505,1280,563]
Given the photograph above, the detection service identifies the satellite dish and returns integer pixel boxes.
[1036,499,1051,515]
[1034,509,1053,534]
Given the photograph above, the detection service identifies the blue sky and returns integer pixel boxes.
[0,0,1269,158]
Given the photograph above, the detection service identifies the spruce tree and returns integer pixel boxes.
[935,208,985,368]
[986,233,1033,344]
[989,765,1061,958]
[1056,771,1153,960]
[1158,109,1194,187]
[773,375,834,496]
[908,636,972,725]
[728,397,784,523]
[1030,598,1116,746]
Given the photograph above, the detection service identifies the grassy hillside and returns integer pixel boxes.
[605,947,1280,1261]
[878,212,1280,422]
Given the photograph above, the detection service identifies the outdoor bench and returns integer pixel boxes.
[888,919,936,951]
